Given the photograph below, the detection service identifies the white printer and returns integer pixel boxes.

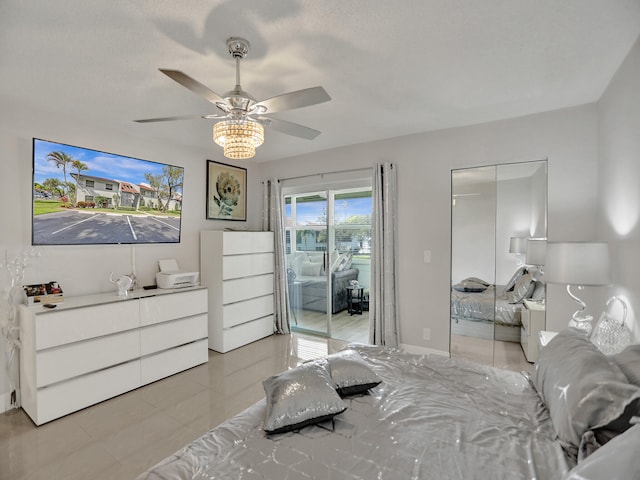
[155,259,199,289]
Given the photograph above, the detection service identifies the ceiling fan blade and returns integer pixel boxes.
[254,86,330,114]
[134,113,227,123]
[159,69,229,113]
[258,116,321,140]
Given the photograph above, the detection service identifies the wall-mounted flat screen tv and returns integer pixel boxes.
[32,138,184,245]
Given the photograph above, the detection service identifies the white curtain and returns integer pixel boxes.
[370,162,399,346]
[264,179,291,334]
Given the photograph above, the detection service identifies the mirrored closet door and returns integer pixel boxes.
[450,160,547,369]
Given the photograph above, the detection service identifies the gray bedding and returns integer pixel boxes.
[451,285,522,326]
[137,345,569,480]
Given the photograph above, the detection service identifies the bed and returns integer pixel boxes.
[451,268,544,342]
[136,331,640,480]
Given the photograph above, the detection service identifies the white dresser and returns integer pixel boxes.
[19,287,208,425]
[520,299,546,363]
[200,230,275,353]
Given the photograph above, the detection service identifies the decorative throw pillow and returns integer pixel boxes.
[611,344,640,387]
[453,277,490,292]
[262,360,346,434]
[300,261,322,276]
[532,328,640,452]
[329,249,341,272]
[506,273,535,303]
[338,252,353,271]
[326,349,382,396]
[530,280,546,301]
[504,266,528,292]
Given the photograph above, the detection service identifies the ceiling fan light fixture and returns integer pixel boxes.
[213,119,264,159]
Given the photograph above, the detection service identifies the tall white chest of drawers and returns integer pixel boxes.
[200,230,275,353]
[18,287,208,425]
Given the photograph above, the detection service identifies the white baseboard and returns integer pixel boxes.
[401,343,450,358]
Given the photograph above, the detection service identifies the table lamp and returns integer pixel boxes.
[525,238,546,274]
[509,236,528,265]
[544,242,611,334]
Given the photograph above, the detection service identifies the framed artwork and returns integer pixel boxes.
[206,160,247,221]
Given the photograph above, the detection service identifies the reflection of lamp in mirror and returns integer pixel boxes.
[544,242,611,335]
[509,236,528,266]
[525,238,546,275]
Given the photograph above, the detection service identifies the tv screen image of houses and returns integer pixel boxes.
[32,138,184,245]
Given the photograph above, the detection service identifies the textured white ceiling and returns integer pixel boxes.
[1,0,639,162]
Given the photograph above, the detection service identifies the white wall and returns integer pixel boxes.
[0,98,265,410]
[597,35,640,342]
[0,78,613,409]
[258,103,600,353]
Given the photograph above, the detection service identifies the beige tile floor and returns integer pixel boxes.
[450,333,533,372]
[0,333,349,480]
[1,331,530,480]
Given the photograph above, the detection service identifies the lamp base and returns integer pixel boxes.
[566,285,593,335]
[568,316,593,336]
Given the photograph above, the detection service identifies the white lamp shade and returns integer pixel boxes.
[526,239,546,266]
[544,242,611,286]
[509,236,528,254]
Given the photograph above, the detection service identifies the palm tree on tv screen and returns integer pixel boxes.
[71,159,88,206]
[46,151,73,196]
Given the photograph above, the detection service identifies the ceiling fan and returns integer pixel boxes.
[135,37,331,159]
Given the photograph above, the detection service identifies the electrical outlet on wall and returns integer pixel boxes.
[423,328,430,340]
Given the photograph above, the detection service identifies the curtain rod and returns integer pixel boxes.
[266,166,371,183]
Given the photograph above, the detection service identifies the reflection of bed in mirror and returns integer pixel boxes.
[451,267,544,342]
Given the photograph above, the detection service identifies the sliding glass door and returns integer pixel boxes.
[285,191,331,336]
[285,187,372,342]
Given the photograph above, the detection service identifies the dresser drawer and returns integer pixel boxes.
[223,253,274,280]
[37,329,140,388]
[223,295,274,328]
[35,301,139,350]
[140,314,207,355]
[141,339,208,384]
[222,232,274,255]
[221,316,274,352]
[223,274,273,304]
[140,289,207,326]
[37,361,140,425]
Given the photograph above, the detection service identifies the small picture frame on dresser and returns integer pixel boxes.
[206,160,247,221]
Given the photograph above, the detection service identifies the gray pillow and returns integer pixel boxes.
[505,266,528,292]
[453,278,489,292]
[532,328,640,451]
[327,349,382,396]
[262,360,346,434]
[611,344,640,387]
[563,424,640,479]
[506,273,535,303]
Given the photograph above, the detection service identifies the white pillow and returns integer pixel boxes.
[300,261,322,276]
[330,250,341,272]
[336,253,353,272]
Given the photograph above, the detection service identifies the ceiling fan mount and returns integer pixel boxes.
[134,36,331,158]
[226,36,250,59]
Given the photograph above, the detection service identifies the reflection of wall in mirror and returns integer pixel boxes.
[496,163,547,285]
[451,177,495,285]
